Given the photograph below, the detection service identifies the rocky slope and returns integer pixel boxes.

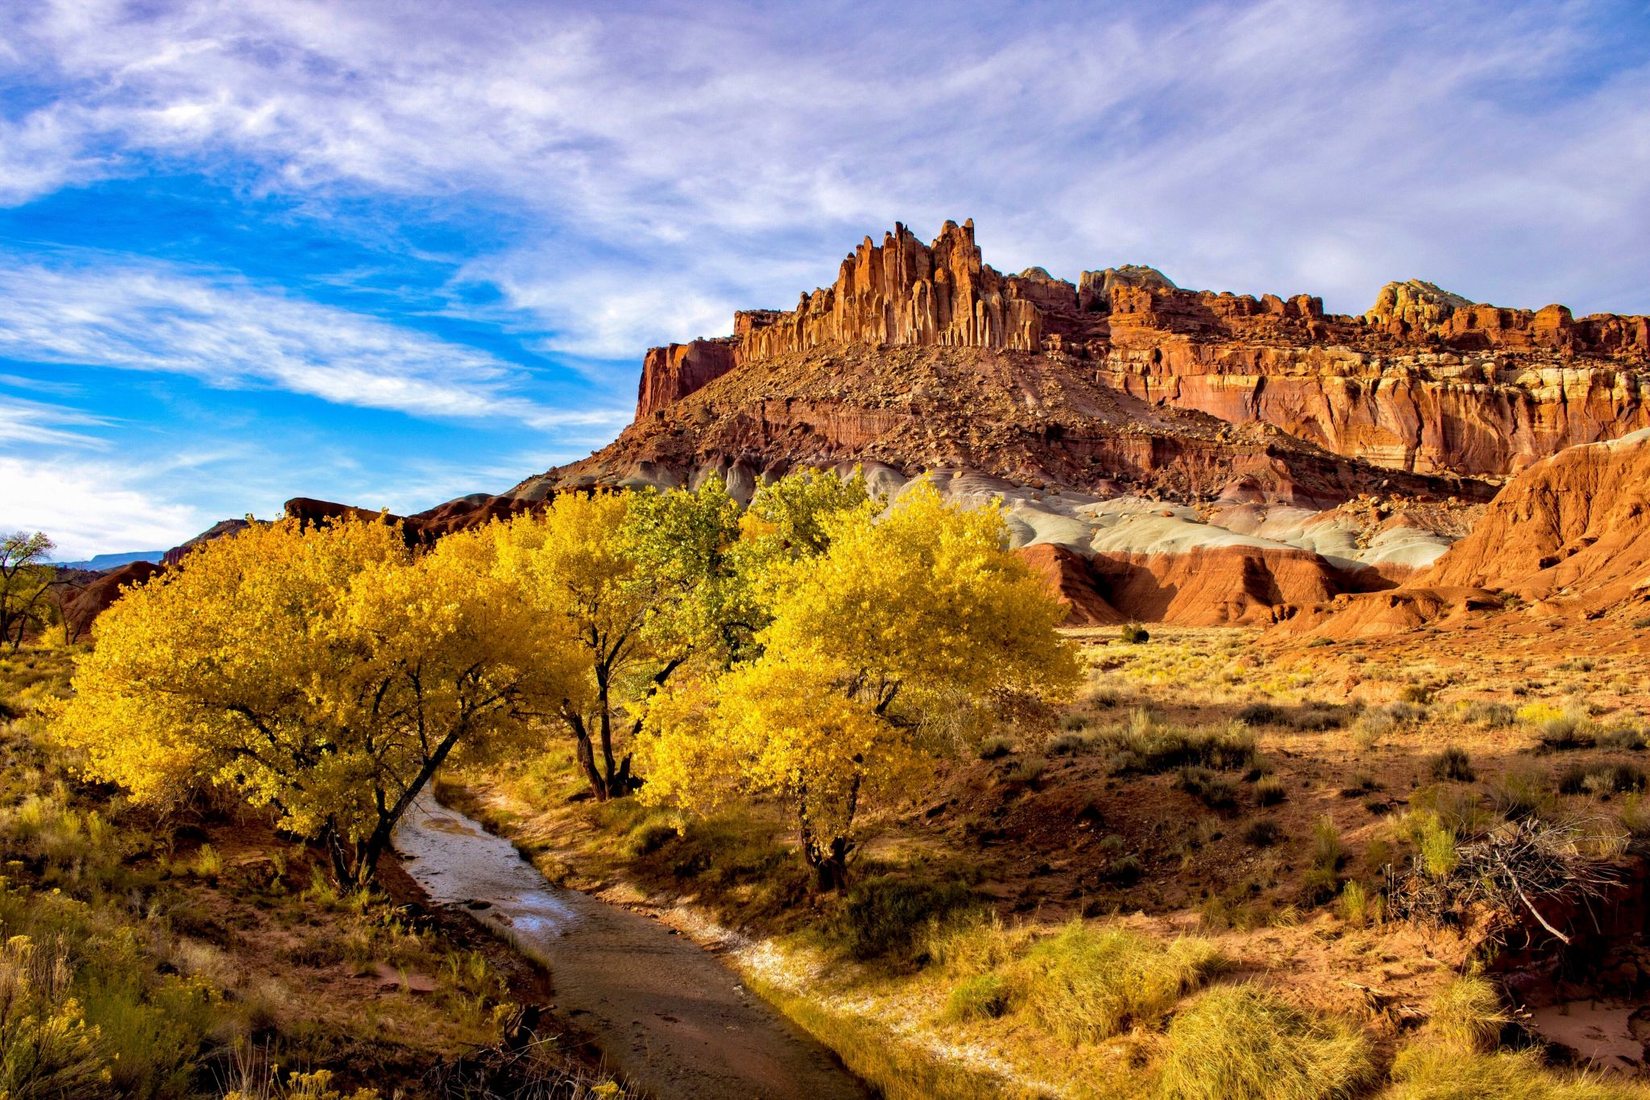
[1283,429,1650,638]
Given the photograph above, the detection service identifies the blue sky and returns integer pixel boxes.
[1,0,1648,559]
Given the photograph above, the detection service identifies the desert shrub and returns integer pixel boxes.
[1120,623,1150,645]
[1311,817,1346,871]
[1621,794,1650,839]
[1004,923,1224,1045]
[1255,776,1287,806]
[977,735,1013,760]
[1485,764,1554,821]
[1104,854,1143,885]
[1243,820,1283,847]
[1286,703,1351,732]
[1519,702,1595,750]
[1060,712,1090,732]
[1177,767,1239,810]
[1103,711,1256,775]
[1557,761,1646,797]
[625,821,679,858]
[1353,701,1423,748]
[1338,881,1381,927]
[1409,784,1493,837]
[1400,683,1434,705]
[1460,700,1516,728]
[838,876,975,963]
[943,974,1008,1022]
[1416,817,1458,878]
[1428,746,1475,783]
[1155,984,1373,1100]
[1235,702,1285,727]
[1006,756,1047,785]
[0,934,114,1099]
[1048,731,1094,756]
[1597,725,1648,752]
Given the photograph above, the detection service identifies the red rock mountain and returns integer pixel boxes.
[589,220,1648,491]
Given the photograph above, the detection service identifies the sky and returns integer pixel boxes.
[1,1,1648,560]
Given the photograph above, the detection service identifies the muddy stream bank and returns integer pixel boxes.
[394,797,871,1100]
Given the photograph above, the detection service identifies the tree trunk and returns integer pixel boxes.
[564,706,609,801]
[799,817,854,892]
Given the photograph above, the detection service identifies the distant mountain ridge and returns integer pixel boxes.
[51,550,166,572]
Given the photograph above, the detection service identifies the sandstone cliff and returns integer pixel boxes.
[625,220,1650,482]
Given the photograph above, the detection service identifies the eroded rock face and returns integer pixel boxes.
[637,339,739,420]
[733,220,1051,361]
[1420,428,1650,608]
[1278,429,1650,638]
[622,220,1650,480]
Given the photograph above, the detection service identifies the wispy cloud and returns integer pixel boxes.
[0,393,111,448]
[0,253,626,425]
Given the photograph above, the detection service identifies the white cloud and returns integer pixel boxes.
[0,455,204,560]
[0,254,627,425]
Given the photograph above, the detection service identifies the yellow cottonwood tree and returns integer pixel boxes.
[491,481,742,800]
[642,479,1080,889]
[54,516,570,887]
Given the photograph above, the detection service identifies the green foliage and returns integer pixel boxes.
[1155,984,1373,1100]
[1416,815,1459,879]
[1338,881,1379,927]
[1119,623,1151,645]
[641,479,1080,887]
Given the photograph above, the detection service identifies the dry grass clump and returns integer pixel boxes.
[1101,710,1256,776]
[1485,764,1555,821]
[1255,775,1287,806]
[1385,976,1648,1100]
[1459,700,1517,728]
[1006,923,1226,1045]
[1386,1044,1650,1099]
[1155,984,1373,1100]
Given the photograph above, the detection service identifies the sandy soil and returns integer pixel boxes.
[395,797,871,1100]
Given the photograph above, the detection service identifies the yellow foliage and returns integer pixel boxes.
[53,516,572,885]
[642,479,1080,883]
